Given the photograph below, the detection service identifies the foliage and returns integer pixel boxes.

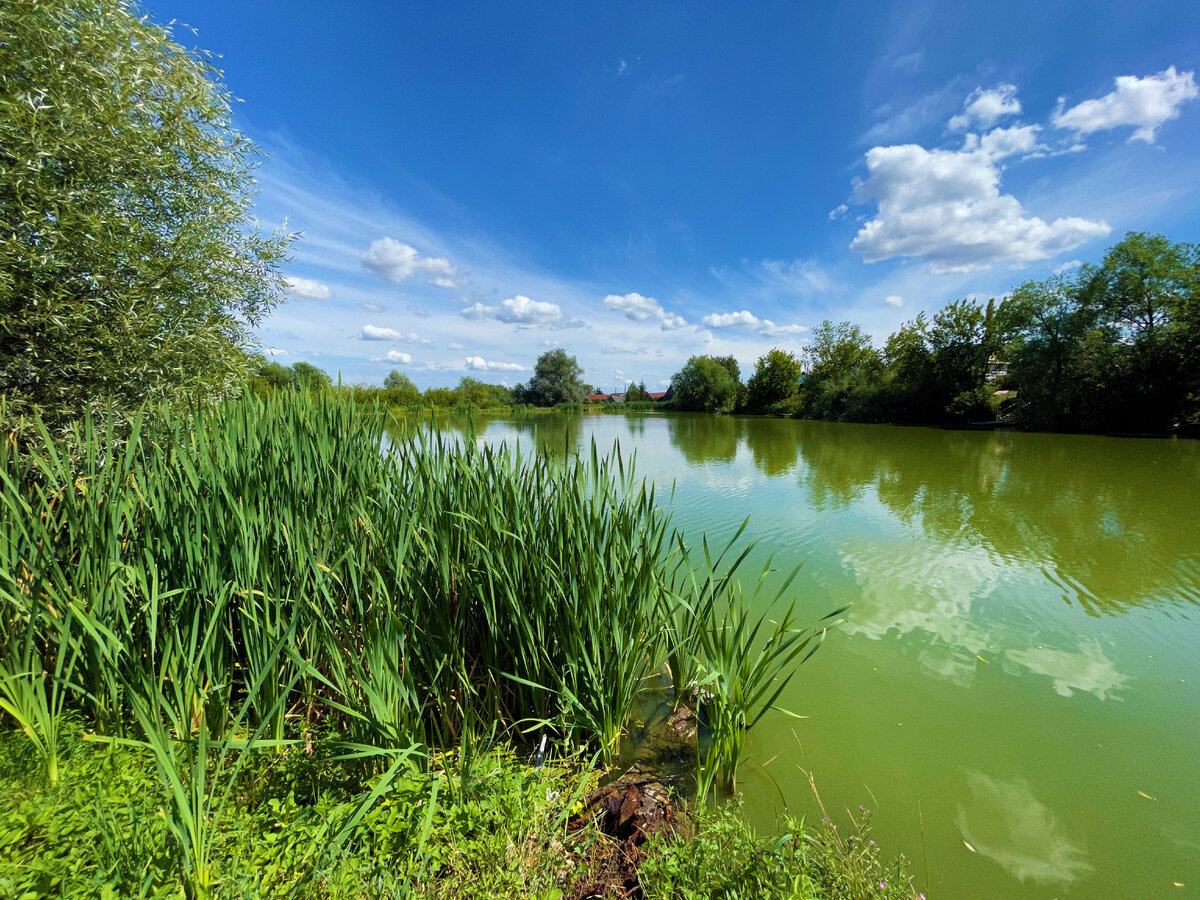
[454,376,513,409]
[671,356,741,413]
[799,321,885,421]
[745,348,804,412]
[0,0,291,437]
[626,380,652,402]
[640,799,919,900]
[513,348,588,406]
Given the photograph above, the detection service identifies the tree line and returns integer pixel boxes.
[669,233,1200,434]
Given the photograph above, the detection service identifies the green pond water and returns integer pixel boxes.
[458,412,1199,899]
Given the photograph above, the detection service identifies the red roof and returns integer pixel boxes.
[646,391,668,400]
[587,393,610,401]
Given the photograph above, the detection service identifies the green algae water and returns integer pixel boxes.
[465,412,1200,899]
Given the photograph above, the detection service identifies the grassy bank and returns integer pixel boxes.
[0,391,913,897]
[0,727,917,899]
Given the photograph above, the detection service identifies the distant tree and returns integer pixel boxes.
[0,0,291,435]
[1006,274,1099,428]
[745,348,804,411]
[290,361,332,391]
[422,386,458,408]
[671,355,740,413]
[513,349,587,406]
[383,369,420,405]
[1084,232,1200,430]
[625,380,651,402]
[455,376,512,408]
[801,321,884,420]
[248,357,295,395]
[710,355,741,383]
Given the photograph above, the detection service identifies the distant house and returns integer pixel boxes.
[588,385,673,404]
[985,355,1009,382]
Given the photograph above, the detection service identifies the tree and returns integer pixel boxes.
[289,361,331,392]
[0,0,291,434]
[248,357,294,395]
[801,321,883,420]
[383,369,420,405]
[512,349,586,406]
[745,348,803,411]
[625,380,650,402]
[671,355,740,413]
[455,376,512,409]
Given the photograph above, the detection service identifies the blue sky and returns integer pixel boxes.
[150,0,1200,390]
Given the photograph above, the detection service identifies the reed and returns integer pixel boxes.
[0,390,842,839]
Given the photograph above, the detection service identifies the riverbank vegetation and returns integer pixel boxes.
[0,390,925,897]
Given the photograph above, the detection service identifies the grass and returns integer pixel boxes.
[0,390,910,896]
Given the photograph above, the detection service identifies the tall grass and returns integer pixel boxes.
[0,391,842,874]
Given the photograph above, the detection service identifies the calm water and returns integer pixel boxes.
[464,412,1200,898]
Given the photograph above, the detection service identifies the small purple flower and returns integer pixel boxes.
[879,882,886,889]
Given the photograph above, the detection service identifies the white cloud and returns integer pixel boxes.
[465,356,525,372]
[885,295,904,307]
[447,342,465,351]
[360,325,431,344]
[264,346,288,356]
[461,294,563,327]
[285,276,332,299]
[948,84,1022,132]
[1052,67,1197,144]
[701,309,808,337]
[851,126,1111,272]
[603,292,689,330]
[375,350,412,364]
[1053,260,1082,275]
[359,301,384,313]
[828,203,849,221]
[408,305,430,318]
[361,237,465,287]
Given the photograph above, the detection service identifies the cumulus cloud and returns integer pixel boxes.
[701,310,807,337]
[1053,260,1082,275]
[461,295,563,327]
[361,237,465,287]
[447,342,465,351]
[603,293,689,330]
[828,203,849,221]
[1052,66,1197,144]
[465,356,525,372]
[359,301,384,313]
[948,84,1022,132]
[359,325,431,344]
[374,350,412,364]
[285,276,332,299]
[885,295,904,307]
[851,125,1111,271]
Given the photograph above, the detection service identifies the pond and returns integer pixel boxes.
[460,411,1200,898]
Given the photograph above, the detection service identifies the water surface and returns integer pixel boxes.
[465,412,1200,898]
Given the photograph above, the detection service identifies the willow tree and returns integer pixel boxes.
[0,0,291,434]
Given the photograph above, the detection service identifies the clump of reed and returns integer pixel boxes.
[0,390,841,894]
